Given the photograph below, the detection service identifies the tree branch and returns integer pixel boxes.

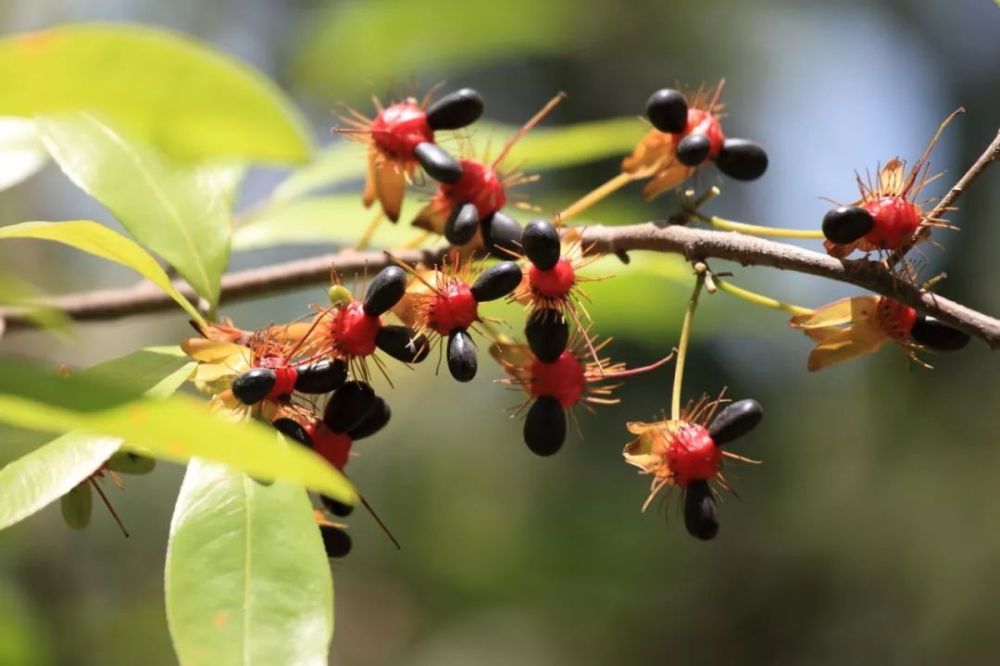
[2,224,998,348]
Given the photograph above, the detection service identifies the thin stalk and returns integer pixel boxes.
[714,278,812,317]
[696,213,825,239]
[672,270,705,420]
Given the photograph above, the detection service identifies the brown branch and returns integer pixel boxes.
[2,224,999,348]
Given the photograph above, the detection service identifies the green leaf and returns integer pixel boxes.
[0,220,207,326]
[0,272,70,332]
[270,142,365,205]
[166,460,333,666]
[0,23,311,163]
[0,117,47,191]
[474,117,644,171]
[0,434,115,531]
[0,346,193,532]
[36,114,241,307]
[235,194,420,251]
[0,356,354,502]
[291,0,591,99]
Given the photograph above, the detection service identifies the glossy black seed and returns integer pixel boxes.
[482,212,523,260]
[273,417,313,447]
[349,397,391,440]
[321,495,354,517]
[414,141,462,184]
[646,88,688,134]
[447,329,478,382]
[715,138,769,181]
[363,266,407,317]
[470,261,522,302]
[522,219,561,270]
[294,359,347,394]
[523,396,566,457]
[426,87,485,130]
[683,480,720,541]
[231,368,276,405]
[320,525,353,558]
[910,315,971,351]
[821,205,875,245]
[676,133,711,167]
[525,309,569,362]
[708,399,763,446]
[324,381,377,434]
[376,326,430,363]
[444,201,479,246]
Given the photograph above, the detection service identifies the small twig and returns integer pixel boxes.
[891,128,1000,265]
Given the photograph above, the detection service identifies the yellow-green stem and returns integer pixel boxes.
[714,279,812,317]
[356,210,384,250]
[697,213,825,239]
[672,270,705,420]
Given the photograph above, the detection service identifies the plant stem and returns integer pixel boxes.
[696,212,825,239]
[713,278,812,317]
[672,267,706,420]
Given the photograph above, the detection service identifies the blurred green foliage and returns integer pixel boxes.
[0,1,998,665]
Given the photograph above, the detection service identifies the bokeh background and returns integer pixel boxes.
[2,1,1000,664]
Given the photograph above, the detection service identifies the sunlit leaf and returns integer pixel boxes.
[0,220,206,326]
[474,117,644,171]
[166,460,333,666]
[291,0,593,100]
[0,346,192,532]
[37,114,241,307]
[0,272,69,332]
[0,117,47,191]
[0,356,354,502]
[0,24,311,163]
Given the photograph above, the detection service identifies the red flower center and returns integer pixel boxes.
[428,281,478,334]
[678,108,725,159]
[876,297,918,341]
[529,258,575,299]
[441,159,506,219]
[666,423,722,486]
[307,423,353,471]
[370,101,433,161]
[862,196,921,249]
[331,301,380,357]
[530,351,586,408]
[266,365,299,400]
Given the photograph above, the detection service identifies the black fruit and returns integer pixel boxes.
[375,326,429,363]
[445,201,479,246]
[676,133,711,167]
[523,396,566,456]
[714,138,769,181]
[683,480,719,541]
[414,141,462,184]
[470,261,522,302]
[447,329,478,382]
[707,399,763,446]
[324,381,377,434]
[521,219,561,270]
[294,359,347,394]
[363,266,407,317]
[320,525,353,558]
[525,309,569,362]
[646,88,688,134]
[272,417,313,447]
[821,205,875,245]
[910,315,970,352]
[426,88,485,130]
[348,397,391,440]
[232,368,276,405]
[482,212,522,260]
[321,495,354,517]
